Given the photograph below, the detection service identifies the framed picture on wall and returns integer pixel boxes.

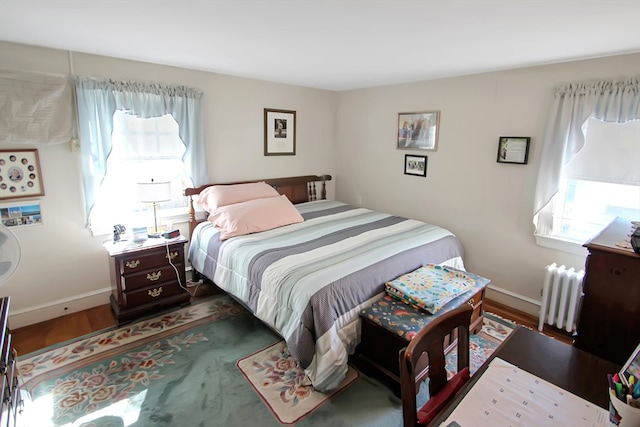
[0,149,45,200]
[0,201,42,228]
[397,111,440,151]
[497,136,531,164]
[404,154,427,177]
[264,108,296,156]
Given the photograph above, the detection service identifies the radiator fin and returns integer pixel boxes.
[538,263,585,333]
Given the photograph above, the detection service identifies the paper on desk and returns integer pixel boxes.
[441,358,609,427]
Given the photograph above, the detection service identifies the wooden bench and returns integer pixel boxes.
[355,270,489,395]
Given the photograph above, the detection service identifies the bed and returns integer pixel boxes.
[184,174,466,392]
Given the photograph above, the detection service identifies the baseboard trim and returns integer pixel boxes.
[485,284,541,318]
[487,284,541,306]
[9,287,111,329]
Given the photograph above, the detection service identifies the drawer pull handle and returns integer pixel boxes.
[148,287,163,297]
[147,271,162,281]
[467,300,477,310]
[166,251,178,261]
[126,260,141,269]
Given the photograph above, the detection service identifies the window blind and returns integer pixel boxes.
[0,69,74,144]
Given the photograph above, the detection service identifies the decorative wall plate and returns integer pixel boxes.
[0,149,45,200]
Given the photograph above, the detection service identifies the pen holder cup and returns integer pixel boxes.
[609,389,640,426]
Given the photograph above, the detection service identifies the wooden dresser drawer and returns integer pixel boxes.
[117,247,184,273]
[124,282,185,307]
[121,263,184,292]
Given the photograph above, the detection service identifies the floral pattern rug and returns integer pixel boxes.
[237,341,360,425]
[17,299,516,427]
[445,311,517,377]
[18,295,251,427]
[238,312,516,425]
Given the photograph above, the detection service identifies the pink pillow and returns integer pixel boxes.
[208,195,304,240]
[197,182,280,212]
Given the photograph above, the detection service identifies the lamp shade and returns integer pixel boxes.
[137,181,171,203]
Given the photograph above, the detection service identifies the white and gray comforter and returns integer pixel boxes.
[188,200,465,391]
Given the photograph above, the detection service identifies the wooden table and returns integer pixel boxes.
[430,326,621,426]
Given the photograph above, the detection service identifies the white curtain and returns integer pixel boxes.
[533,77,640,233]
[74,76,208,222]
[0,69,73,144]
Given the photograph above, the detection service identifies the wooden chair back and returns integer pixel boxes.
[399,303,472,426]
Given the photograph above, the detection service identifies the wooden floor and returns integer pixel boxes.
[10,286,573,357]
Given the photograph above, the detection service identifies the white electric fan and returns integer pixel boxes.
[0,224,21,285]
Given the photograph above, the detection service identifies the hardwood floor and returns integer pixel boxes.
[11,285,573,357]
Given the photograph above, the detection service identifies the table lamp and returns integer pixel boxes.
[137,179,171,238]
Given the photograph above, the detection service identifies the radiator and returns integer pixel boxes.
[538,263,585,333]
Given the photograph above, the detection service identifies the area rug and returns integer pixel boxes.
[237,311,516,426]
[237,341,360,425]
[16,297,517,427]
[445,311,517,377]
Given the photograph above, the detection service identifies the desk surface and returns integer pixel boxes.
[430,326,621,425]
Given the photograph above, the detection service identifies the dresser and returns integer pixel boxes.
[1,297,22,427]
[574,217,640,365]
[106,236,191,324]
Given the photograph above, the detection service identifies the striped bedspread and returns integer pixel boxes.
[188,200,465,391]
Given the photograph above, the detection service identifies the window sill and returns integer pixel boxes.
[534,234,589,257]
[90,209,207,238]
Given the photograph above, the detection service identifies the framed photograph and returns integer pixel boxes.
[0,201,42,228]
[397,111,440,151]
[404,154,427,177]
[620,342,640,387]
[0,149,45,200]
[497,136,531,164]
[264,108,296,156]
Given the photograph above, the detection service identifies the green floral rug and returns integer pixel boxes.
[17,295,516,427]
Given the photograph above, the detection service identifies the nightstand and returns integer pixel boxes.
[105,235,191,324]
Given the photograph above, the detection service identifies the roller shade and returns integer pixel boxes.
[564,118,640,185]
[0,69,73,144]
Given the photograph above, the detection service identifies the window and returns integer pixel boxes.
[540,118,640,245]
[89,111,192,235]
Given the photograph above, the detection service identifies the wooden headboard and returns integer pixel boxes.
[183,174,332,238]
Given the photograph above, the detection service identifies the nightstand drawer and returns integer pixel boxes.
[124,282,184,306]
[118,247,184,273]
[121,263,184,292]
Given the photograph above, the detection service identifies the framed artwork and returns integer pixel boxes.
[0,201,42,228]
[497,136,531,164]
[397,111,440,151]
[0,149,45,200]
[264,108,296,156]
[404,154,427,177]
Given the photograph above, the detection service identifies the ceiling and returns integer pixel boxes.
[1,0,639,91]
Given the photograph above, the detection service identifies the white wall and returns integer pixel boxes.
[0,41,337,328]
[2,40,638,328]
[334,53,640,315]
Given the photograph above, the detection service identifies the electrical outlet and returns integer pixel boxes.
[70,138,80,152]
[356,195,362,206]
